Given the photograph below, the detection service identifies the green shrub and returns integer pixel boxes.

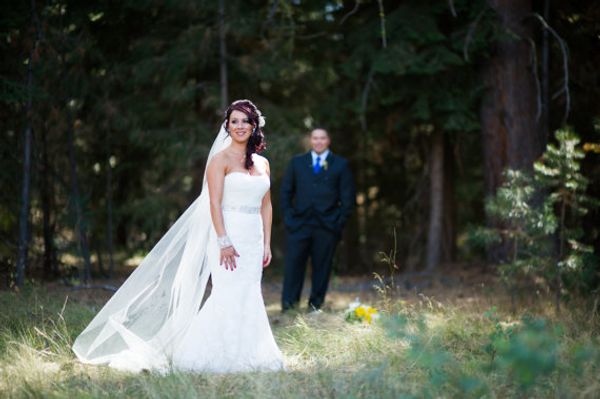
[471,128,599,311]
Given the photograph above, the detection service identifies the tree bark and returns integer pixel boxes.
[96,244,105,276]
[16,117,33,287]
[105,137,115,279]
[540,0,550,148]
[40,126,58,279]
[16,0,42,287]
[355,134,369,272]
[218,0,228,110]
[481,0,544,260]
[442,134,456,262]
[356,68,375,272]
[426,131,444,271]
[67,113,92,284]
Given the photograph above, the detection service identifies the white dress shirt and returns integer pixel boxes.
[311,150,330,167]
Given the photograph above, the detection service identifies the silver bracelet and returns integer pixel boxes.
[217,235,233,249]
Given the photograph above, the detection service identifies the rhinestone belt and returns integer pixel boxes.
[222,205,261,214]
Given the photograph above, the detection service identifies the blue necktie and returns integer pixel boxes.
[313,156,321,174]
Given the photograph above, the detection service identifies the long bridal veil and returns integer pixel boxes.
[72,124,231,372]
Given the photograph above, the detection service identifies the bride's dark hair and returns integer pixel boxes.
[224,99,266,170]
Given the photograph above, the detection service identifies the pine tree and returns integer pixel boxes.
[534,128,599,311]
[473,129,598,311]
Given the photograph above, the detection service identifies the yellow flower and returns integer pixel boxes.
[355,306,366,318]
[346,301,379,324]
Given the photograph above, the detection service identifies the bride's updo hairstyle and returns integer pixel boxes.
[224,99,267,170]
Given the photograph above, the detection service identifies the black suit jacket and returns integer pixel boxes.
[280,152,355,236]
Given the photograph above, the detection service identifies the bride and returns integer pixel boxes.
[72,100,284,373]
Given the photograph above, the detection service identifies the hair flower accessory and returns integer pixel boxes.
[255,108,266,128]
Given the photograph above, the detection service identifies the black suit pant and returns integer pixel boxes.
[282,224,338,310]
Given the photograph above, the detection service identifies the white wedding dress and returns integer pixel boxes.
[72,126,283,374]
[172,170,284,372]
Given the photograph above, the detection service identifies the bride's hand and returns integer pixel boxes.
[263,246,272,268]
[220,246,239,270]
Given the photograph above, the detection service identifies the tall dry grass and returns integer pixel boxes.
[0,282,598,398]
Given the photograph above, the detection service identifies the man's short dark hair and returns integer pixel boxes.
[310,127,329,136]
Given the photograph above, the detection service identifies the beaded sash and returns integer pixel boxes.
[221,205,261,214]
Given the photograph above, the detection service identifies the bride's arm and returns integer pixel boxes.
[207,155,239,270]
[261,160,273,267]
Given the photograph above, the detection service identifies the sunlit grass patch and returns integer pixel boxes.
[278,312,399,372]
[0,285,599,398]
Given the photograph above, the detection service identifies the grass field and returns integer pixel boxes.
[0,269,599,398]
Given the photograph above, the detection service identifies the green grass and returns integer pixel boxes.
[0,284,599,398]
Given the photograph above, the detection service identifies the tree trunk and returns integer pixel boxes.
[105,137,115,279]
[426,131,444,271]
[481,0,544,260]
[540,0,550,148]
[355,68,375,272]
[355,135,369,272]
[218,0,228,110]
[96,244,105,276]
[16,0,42,287]
[40,127,57,279]
[16,119,33,288]
[67,113,92,284]
[442,134,456,262]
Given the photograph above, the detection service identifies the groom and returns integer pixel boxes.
[280,128,355,312]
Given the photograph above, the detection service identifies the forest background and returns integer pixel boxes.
[2,1,600,397]
[1,0,599,297]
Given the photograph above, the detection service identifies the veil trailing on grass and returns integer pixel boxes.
[72,124,231,372]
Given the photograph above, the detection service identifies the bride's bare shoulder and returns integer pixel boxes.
[252,154,270,175]
[207,151,228,172]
